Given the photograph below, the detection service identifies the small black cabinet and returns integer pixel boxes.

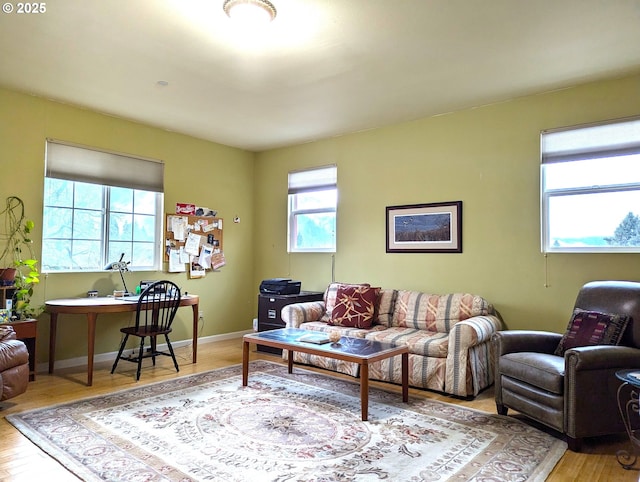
[257,291,323,354]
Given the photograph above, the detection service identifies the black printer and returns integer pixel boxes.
[259,278,301,295]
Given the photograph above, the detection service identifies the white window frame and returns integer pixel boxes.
[288,165,337,253]
[43,140,164,272]
[541,116,640,253]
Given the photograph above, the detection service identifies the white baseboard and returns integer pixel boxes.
[37,329,254,373]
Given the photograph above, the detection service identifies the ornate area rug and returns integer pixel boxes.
[7,360,565,481]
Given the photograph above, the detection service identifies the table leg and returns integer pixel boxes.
[24,337,36,381]
[616,381,640,469]
[86,312,97,386]
[361,362,369,421]
[402,352,409,403]
[288,350,294,373]
[191,304,198,363]
[242,340,249,386]
[48,313,58,374]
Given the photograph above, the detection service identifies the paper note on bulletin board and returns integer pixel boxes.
[165,214,223,276]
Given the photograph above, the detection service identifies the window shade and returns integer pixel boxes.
[45,140,164,192]
[288,165,337,194]
[541,117,640,164]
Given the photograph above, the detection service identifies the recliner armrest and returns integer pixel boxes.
[0,326,17,342]
[0,339,29,372]
[565,345,640,371]
[492,330,562,356]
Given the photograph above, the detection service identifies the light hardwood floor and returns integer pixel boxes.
[0,338,637,481]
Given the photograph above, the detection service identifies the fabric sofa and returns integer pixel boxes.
[281,283,503,397]
[0,325,29,401]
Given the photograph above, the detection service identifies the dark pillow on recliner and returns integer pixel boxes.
[554,308,630,356]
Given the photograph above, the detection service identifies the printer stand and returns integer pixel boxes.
[257,291,323,354]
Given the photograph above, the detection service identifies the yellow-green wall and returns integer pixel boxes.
[254,73,640,332]
[3,72,640,367]
[0,87,256,363]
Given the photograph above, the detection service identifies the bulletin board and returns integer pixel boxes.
[164,214,225,278]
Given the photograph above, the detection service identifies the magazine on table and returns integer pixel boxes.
[298,333,331,344]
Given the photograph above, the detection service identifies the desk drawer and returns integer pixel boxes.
[7,320,37,338]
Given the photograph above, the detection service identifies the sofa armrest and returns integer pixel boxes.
[451,315,504,348]
[446,315,503,396]
[492,330,562,356]
[281,301,326,329]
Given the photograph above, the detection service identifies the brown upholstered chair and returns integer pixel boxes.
[0,325,29,401]
[492,280,640,451]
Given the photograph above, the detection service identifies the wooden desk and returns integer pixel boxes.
[46,295,199,386]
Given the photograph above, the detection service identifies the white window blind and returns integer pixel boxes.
[288,165,337,194]
[45,140,164,192]
[541,117,640,164]
[42,140,163,272]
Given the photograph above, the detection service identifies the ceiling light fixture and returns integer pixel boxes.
[223,0,277,24]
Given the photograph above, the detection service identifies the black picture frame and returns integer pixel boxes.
[386,201,462,253]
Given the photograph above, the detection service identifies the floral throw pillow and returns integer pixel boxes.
[320,282,370,323]
[554,308,630,356]
[329,285,380,328]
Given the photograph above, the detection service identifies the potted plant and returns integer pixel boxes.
[0,196,42,319]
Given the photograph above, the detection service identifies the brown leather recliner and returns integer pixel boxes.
[0,325,29,401]
[492,280,640,451]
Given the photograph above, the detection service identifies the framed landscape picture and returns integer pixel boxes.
[386,201,462,253]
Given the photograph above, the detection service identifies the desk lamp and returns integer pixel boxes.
[105,253,132,295]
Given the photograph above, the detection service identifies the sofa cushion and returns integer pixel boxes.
[554,308,630,356]
[366,327,449,358]
[392,291,492,332]
[375,289,398,327]
[500,352,565,394]
[329,285,380,328]
[320,282,371,323]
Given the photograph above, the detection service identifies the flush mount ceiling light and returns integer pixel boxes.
[223,0,277,24]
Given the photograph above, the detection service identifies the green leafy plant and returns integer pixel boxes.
[0,196,42,319]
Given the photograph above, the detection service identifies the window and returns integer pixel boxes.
[541,117,640,253]
[43,140,164,272]
[288,165,337,252]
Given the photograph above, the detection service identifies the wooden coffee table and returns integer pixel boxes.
[242,328,409,421]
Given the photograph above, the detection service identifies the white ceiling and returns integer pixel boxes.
[1,0,640,152]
